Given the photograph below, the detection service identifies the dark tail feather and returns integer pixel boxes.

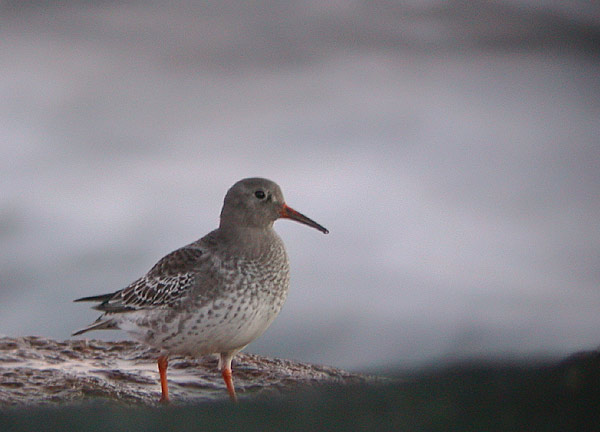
[71,317,117,336]
[73,292,118,303]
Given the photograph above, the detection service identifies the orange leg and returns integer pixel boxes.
[158,355,169,403]
[221,366,238,403]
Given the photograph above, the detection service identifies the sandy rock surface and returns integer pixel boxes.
[0,336,369,407]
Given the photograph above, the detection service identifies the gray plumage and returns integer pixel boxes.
[73,178,328,402]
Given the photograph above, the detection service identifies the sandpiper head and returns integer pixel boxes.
[220,178,328,233]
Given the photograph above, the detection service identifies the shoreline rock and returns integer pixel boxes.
[0,336,371,407]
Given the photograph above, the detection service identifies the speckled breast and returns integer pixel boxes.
[133,236,291,356]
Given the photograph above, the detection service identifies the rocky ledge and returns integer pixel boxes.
[0,336,370,407]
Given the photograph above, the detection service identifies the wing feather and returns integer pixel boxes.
[77,245,205,313]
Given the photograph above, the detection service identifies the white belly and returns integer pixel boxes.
[118,288,286,356]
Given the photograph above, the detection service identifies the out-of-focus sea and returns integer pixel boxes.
[1,0,599,371]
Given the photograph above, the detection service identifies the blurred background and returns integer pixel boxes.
[1,0,599,373]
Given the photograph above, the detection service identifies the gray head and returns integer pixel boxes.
[219,178,328,234]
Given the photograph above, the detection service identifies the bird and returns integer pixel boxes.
[72,177,328,403]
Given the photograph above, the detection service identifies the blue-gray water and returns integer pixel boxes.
[1,0,599,372]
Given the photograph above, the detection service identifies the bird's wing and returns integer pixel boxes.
[79,245,207,313]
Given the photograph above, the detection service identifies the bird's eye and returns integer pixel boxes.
[254,190,266,199]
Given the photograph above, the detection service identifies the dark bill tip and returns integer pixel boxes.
[280,204,329,234]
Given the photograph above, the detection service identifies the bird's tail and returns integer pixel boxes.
[72,316,117,336]
[73,292,116,303]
